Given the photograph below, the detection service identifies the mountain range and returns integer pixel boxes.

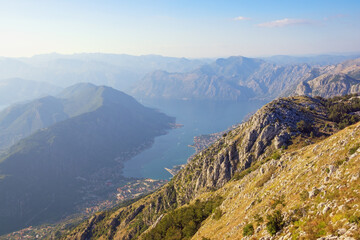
[0,78,61,107]
[263,54,360,66]
[0,54,210,93]
[132,56,312,100]
[0,83,174,235]
[59,94,360,240]
[1,54,360,108]
[133,57,360,101]
[294,58,360,97]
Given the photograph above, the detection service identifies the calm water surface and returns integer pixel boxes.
[123,99,267,179]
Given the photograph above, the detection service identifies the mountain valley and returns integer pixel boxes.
[1,55,360,240]
[57,94,360,240]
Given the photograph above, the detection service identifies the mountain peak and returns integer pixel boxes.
[58,82,98,98]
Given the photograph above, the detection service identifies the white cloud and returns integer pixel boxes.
[257,18,311,28]
[233,16,250,21]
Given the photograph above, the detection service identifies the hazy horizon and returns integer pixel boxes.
[1,51,360,60]
[1,0,359,58]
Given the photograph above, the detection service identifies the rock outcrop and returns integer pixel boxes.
[193,120,360,240]
[172,96,329,204]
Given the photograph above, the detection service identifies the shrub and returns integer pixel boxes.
[271,151,281,160]
[213,208,222,220]
[254,213,263,224]
[300,190,309,201]
[325,94,360,129]
[270,195,286,209]
[243,223,254,236]
[143,196,223,240]
[266,210,284,236]
[335,158,347,167]
[349,143,360,155]
[348,215,360,224]
[281,145,287,150]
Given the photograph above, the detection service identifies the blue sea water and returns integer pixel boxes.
[123,99,267,179]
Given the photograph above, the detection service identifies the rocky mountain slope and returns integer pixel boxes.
[60,94,360,240]
[0,83,174,235]
[133,56,313,101]
[295,58,360,98]
[193,119,360,240]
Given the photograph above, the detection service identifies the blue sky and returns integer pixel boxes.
[0,0,359,58]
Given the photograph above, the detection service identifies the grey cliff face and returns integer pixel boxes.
[172,97,327,204]
[294,58,360,98]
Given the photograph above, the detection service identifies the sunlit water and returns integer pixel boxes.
[123,99,267,179]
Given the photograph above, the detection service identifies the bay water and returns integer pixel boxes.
[123,99,267,179]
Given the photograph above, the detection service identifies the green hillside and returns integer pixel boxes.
[0,83,174,235]
[0,83,110,150]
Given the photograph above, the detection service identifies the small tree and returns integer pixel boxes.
[213,208,222,220]
[266,210,284,236]
[243,223,254,236]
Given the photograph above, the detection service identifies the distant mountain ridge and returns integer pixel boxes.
[134,56,360,101]
[133,56,313,100]
[0,83,175,235]
[0,78,61,107]
[0,83,131,150]
[0,54,210,96]
[263,54,360,66]
[0,95,67,150]
[1,54,360,106]
[294,58,360,97]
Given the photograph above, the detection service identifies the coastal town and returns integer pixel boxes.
[116,178,168,201]
[2,177,168,240]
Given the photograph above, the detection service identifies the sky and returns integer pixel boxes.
[0,0,359,58]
